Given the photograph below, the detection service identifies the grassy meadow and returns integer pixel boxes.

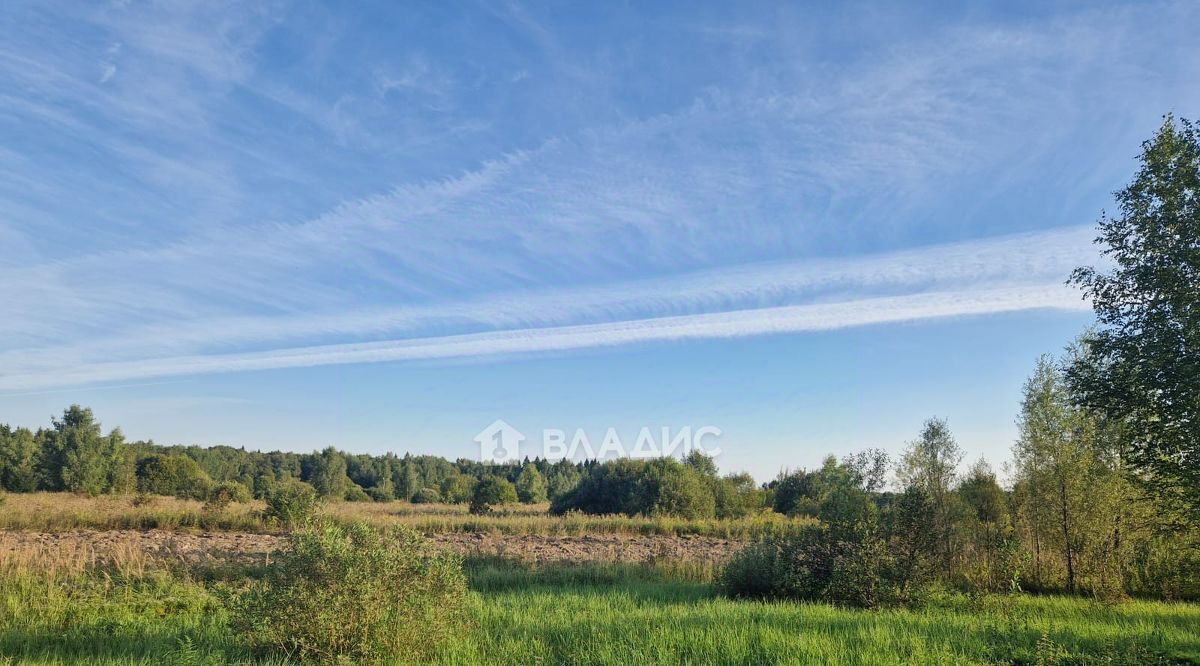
[1,494,1198,665]
[0,492,805,538]
[0,554,1197,665]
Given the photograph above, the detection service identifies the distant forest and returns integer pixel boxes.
[0,406,590,506]
[2,117,1198,602]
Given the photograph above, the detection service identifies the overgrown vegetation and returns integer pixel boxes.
[549,452,760,519]
[715,116,1200,607]
[229,521,467,663]
[0,114,1196,664]
[468,475,519,514]
[1,549,1196,665]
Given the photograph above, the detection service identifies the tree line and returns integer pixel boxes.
[0,116,1196,601]
[0,407,586,510]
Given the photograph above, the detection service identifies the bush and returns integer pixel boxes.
[714,472,763,519]
[343,483,371,502]
[129,491,157,508]
[716,537,785,599]
[412,487,442,504]
[366,485,394,503]
[263,479,321,527]
[440,474,475,504]
[204,480,251,512]
[651,463,716,519]
[718,525,918,609]
[469,476,518,515]
[550,458,717,518]
[230,521,467,663]
[136,454,213,500]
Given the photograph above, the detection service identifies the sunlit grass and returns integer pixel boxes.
[440,581,1200,665]
[0,555,1196,665]
[0,492,266,532]
[1,492,810,538]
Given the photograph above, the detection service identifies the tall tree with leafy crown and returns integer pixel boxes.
[1068,115,1200,524]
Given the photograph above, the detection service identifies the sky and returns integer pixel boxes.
[1,1,1197,482]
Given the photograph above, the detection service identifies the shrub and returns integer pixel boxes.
[130,491,155,507]
[440,474,475,504]
[469,476,518,515]
[136,454,212,500]
[651,463,716,519]
[230,521,467,664]
[714,472,762,519]
[263,479,321,528]
[412,487,442,504]
[550,458,717,518]
[718,525,918,609]
[343,483,371,502]
[366,485,394,502]
[204,480,251,512]
[716,537,785,599]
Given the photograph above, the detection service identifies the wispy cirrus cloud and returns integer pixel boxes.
[0,283,1086,392]
[1,225,1095,390]
[0,1,1193,393]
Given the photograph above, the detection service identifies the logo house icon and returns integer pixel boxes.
[474,419,524,463]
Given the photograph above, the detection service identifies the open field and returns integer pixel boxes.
[0,493,806,538]
[2,495,1198,664]
[0,554,1197,665]
[1,496,1197,664]
[0,528,739,569]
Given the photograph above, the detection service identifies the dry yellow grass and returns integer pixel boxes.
[0,492,266,532]
[0,529,151,577]
[0,492,810,538]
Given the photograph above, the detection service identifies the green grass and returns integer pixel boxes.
[1,559,1196,665]
[443,583,1200,665]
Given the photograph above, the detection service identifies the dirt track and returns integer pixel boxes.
[0,529,741,566]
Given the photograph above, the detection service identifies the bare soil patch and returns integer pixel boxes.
[0,529,740,567]
[431,531,740,565]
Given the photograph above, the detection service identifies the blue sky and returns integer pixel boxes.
[1,1,1196,482]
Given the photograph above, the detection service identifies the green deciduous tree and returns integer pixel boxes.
[1013,356,1124,594]
[714,472,763,519]
[0,425,39,492]
[393,460,419,502]
[649,460,716,520]
[549,457,719,519]
[896,418,963,572]
[1067,115,1200,523]
[39,405,131,495]
[957,460,1016,592]
[545,460,581,501]
[136,453,213,499]
[469,475,518,514]
[439,473,475,504]
[309,447,349,499]
[515,462,548,503]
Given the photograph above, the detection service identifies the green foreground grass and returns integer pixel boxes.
[1,559,1197,665]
